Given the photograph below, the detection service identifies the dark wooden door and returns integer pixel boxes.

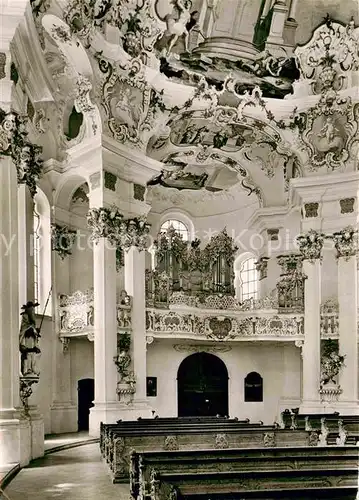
[78,378,94,431]
[177,352,228,417]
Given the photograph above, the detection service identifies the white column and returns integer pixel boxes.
[288,0,299,19]
[338,256,358,404]
[265,1,288,52]
[125,246,147,401]
[301,259,321,409]
[334,228,358,412]
[297,230,323,413]
[89,237,118,435]
[50,248,77,433]
[0,157,31,465]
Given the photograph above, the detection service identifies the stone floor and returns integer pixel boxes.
[44,431,97,451]
[2,444,130,500]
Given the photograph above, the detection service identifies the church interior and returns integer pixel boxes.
[1,0,359,498]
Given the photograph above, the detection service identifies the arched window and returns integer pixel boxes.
[160,219,189,241]
[33,207,41,304]
[239,257,259,301]
[33,190,52,315]
[244,372,263,402]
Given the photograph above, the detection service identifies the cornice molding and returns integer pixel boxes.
[102,134,162,185]
[289,171,359,206]
[247,206,289,232]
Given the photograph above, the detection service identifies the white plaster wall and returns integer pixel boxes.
[69,235,93,293]
[69,338,94,405]
[146,341,301,424]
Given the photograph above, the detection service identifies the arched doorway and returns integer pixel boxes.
[177,352,229,417]
[77,378,94,431]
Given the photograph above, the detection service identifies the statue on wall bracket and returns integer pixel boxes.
[19,301,41,377]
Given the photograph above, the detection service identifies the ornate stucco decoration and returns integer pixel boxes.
[58,289,94,334]
[255,257,269,280]
[121,217,151,251]
[87,207,151,252]
[277,254,303,275]
[114,332,132,381]
[320,299,339,339]
[97,53,166,147]
[20,377,39,416]
[133,183,146,201]
[320,339,345,387]
[0,110,43,196]
[169,291,278,311]
[117,291,132,331]
[304,202,319,218]
[331,226,358,260]
[206,317,232,341]
[297,229,325,262]
[294,16,359,94]
[339,197,355,214]
[87,207,124,245]
[104,171,117,191]
[298,90,358,171]
[146,309,304,339]
[65,0,162,58]
[173,344,232,354]
[51,224,77,259]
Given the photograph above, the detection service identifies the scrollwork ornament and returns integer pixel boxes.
[120,217,151,251]
[87,207,124,245]
[332,226,358,260]
[0,109,43,196]
[51,224,77,259]
[297,230,325,262]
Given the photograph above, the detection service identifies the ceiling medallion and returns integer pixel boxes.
[299,90,358,171]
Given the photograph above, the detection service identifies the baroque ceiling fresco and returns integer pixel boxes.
[19,1,359,209]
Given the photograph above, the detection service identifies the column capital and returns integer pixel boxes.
[87,207,151,251]
[121,217,151,252]
[0,110,43,196]
[87,206,124,245]
[332,226,358,260]
[297,229,325,262]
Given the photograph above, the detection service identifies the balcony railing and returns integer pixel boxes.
[56,290,344,345]
[58,289,132,341]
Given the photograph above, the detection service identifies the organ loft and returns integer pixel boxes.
[0,0,359,498]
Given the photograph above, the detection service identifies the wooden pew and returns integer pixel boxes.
[130,447,358,500]
[107,427,310,482]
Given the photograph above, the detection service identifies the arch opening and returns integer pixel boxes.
[177,352,228,417]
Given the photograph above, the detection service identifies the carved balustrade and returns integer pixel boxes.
[58,289,94,336]
[58,289,132,341]
[146,307,304,342]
